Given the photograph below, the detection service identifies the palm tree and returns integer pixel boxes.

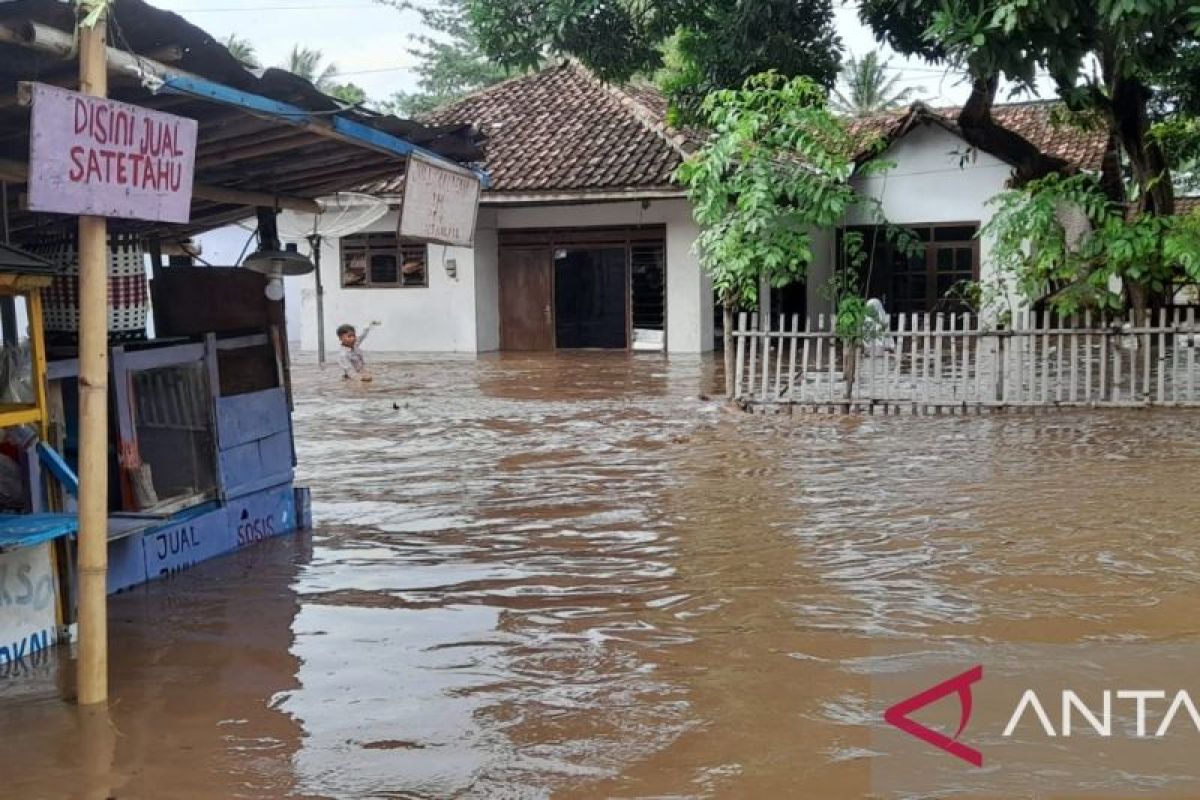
[283,45,339,92]
[831,51,921,118]
[222,33,259,68]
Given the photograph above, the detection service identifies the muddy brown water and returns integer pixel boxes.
[2,352,1199,799]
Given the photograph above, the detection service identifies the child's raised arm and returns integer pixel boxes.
[358,321,381,345]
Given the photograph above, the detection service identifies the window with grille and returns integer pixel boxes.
[838,224,980,315]
[340,233,428,288]
[631,243,665,350]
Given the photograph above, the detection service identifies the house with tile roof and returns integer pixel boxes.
[289,62,1128,355]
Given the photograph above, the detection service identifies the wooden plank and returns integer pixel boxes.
[1011,312,1022,404]
[910,312,920,410]
[930,314,940,407]
[828,314,837,405]
[773,314,786,399]
[1114,314,1123,403]
[1141,309,1151,402]
[119,342,206,372]
[151,267,271,338]
[1068,314,1078,403]
[734,312,747,400]
[1041,309,1050,405]
[215,387,290,450]
[1157,307,1167,404]
[799,316,810,404]
[787,315,799,401]
[960,314,971,404]
[815,314,825,392]
[1098,312,1108,403]
[1171,307,1182,403]
[893,313,906,402]
[747,312,759,401]
[950,311,960,400]
[1189,308,1197,402]
[1056,311,1065,404]
[1084,310,1093,403]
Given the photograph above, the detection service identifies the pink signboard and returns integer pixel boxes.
[27,82,198,223]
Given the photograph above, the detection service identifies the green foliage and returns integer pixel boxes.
[467,0,841,123]
[675,73,884,313]
[656,0,842,122]
[282,45,340,91]
[830,51,922,118]
[374,0,511,117]
[328,82,368,106]
[222,34,259,68]
[985,174,1200,314]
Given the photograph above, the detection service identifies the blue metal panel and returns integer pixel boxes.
[155,75,491,187]
[107,534,149,594]
[227,483,296,548]
[218,440,259,492]
[140,505,237,583]
[0,513,78,552]
[258,430,294,477]
[36,442,78,498]
[216,387,290,451]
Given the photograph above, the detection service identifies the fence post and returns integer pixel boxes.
[733,312,748,400]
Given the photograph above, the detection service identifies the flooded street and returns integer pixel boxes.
[3,353,1200,799]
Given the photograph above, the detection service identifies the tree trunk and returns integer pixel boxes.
[956,75,1070,185]
[843,344,858,406]
[1107,71,1175,217]
[1128,282,1148,329]
[723,299,735,399]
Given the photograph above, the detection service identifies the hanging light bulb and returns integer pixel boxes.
[264,276,285,302]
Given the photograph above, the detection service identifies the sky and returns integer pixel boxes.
[151,0,1057,110]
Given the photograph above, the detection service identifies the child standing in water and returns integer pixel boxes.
[336,321,380,382]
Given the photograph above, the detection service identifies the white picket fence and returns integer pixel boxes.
[732,309,1200,413]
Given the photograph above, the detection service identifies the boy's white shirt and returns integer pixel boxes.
[338,324,372,377]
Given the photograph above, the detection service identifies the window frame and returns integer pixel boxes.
[839,222,981,314]
[339,232,429,289]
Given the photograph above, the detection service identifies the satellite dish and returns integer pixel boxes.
[278,192,389,241]
[276,192,391,365]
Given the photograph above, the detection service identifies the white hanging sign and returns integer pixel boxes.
[26,82,198,223]
[397,152,481,248]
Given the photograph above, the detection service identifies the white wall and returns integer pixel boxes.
[807,123,1014,316]
[489,198,713,353]
[297,210,479,354]
[295,197,713,354]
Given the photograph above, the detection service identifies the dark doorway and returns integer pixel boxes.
[554,247,627,348]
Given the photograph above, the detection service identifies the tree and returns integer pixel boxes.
[283,45,339,91]
[675,73,887,397]
[857,0,1200,313]
[467,0,842,121]
[985,174,1200,315]
[281,45,366,107]
[374,0,510,116]
[830,51,920,117]
[222,34,259,68]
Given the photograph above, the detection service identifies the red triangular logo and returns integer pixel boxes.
[884,664,984,767]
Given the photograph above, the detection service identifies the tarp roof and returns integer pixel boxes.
[0,0,486,242]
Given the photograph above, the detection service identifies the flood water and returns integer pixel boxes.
[2,352,1200,799]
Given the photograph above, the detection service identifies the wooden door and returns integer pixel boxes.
[499,247,554,351]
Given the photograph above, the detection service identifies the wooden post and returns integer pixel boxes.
[76,3,109,706]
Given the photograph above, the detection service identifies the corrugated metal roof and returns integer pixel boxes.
[0,0,486,241]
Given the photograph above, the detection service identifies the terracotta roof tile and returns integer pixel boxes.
[364,66,1110,196]
[374,62,689,195]
[848,101,1111,173]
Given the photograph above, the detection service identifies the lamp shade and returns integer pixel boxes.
[243,242,314,276]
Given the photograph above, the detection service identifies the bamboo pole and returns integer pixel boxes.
[76,4,109,707]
